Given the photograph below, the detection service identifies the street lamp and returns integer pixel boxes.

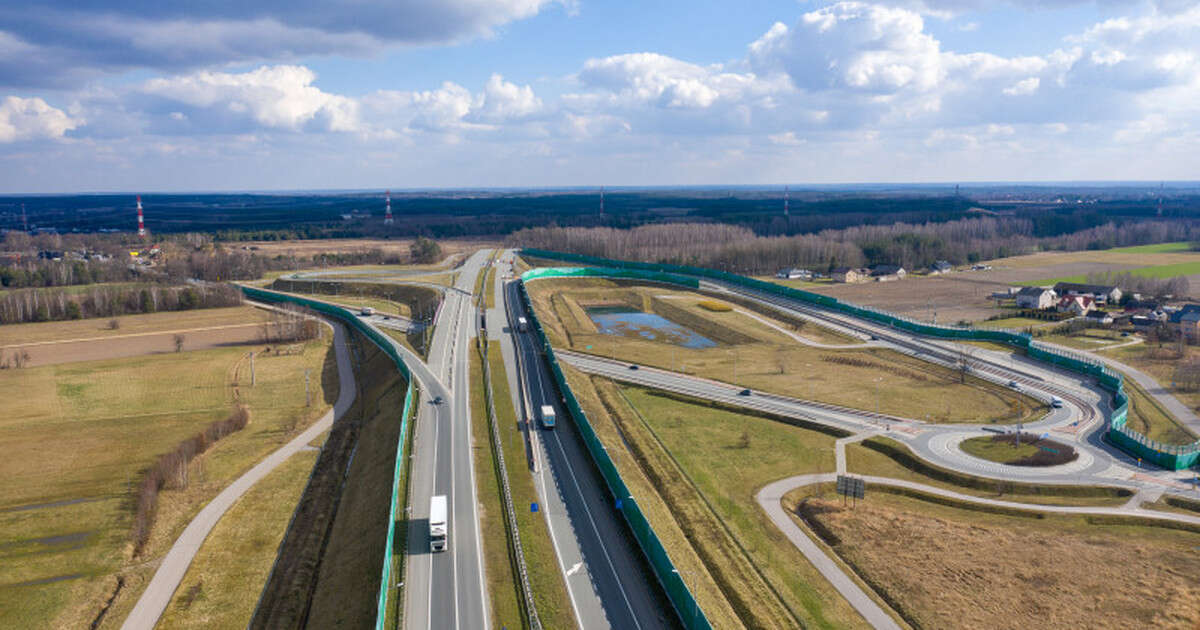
[874,377,882,415]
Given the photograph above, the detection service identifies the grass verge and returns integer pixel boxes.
[470,345,524,628]
[487,342,574,629]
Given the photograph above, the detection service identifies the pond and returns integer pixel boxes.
[585,305,717,349]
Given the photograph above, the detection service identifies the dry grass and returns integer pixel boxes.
[0,306,271,347]
[528,279,1043,424]
[157,450,319,629]
[697,299,733,312]
[784,490,1200,630]
[244,237,498,260]
[0,325,336,630]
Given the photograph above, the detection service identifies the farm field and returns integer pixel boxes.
[527,278,1043,424]
[0,305,271,347]
[562,368,871,630]
[244,237,497,261]
[0,323,337,630]
[784,489,1200,630]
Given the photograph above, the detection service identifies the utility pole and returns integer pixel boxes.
[249,351,256,386]
[305,368,312,406]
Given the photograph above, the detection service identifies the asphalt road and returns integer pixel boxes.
[499,256,676,630]
[402,250,491,630]
[121,308,357,630]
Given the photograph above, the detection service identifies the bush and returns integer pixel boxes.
[697,299,732,312]
[130,404,250,554]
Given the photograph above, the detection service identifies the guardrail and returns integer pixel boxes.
[517,249,1200,470]
[514,278,713,629]
[239,285,417,629]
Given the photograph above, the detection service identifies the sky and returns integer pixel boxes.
[0,0,1198,192]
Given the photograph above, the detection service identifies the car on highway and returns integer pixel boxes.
[432,396,444,405]
[738,388,751,396]
[1051,396,1063,408]
[628,364,639,370]
[869,334,879,340]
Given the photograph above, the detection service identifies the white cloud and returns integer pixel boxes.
[470,74,544,122]
[141,65,360,132]
[1003,77,1040,95]
[0,96,80,142]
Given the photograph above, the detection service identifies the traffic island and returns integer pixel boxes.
[959,434,1078,466]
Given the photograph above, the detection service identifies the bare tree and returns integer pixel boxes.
[174,334,185,353]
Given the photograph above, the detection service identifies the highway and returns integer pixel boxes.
[498,255,676,630]
[401,250,491,630]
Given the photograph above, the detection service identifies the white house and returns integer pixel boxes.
[1015,287,1056,310]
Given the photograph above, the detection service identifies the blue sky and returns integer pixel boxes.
[0,0,1196,192]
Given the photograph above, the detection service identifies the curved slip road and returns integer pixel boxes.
[121,312,357,630]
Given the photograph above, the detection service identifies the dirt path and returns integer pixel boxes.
[119,318,356,630]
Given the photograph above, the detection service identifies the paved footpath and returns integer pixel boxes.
[121,317,356,630]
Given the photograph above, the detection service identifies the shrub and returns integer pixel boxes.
[697,299,732,312]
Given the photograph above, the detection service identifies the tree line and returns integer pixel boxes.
[0,283,242,325]
[509,218,1200,275]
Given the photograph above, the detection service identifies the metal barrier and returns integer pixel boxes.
[517,249,1200,470]
[238,285,417,629]
[514,279,713,629]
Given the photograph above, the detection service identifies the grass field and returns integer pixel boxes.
[528,278,1042,424]
[1107,242,1193,254]
[563,367,873,629]
[1120,374,1196,445]
[958,434,1076,466]
[486,343,575,630]
[157,450,318,629]
[785,489,1200,629]
[1032,260,1200,285]
[470,347,523,629]
[0,321,336,630]
[330,296,413,318]
[0,305,272,347]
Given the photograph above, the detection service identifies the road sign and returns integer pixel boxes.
[835,475,865,499]
[531,502,539,513]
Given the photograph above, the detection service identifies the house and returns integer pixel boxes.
[831,267,868,283]
[929,260,953,274]
[775,268,812,280]
[1015,287,1057,310]
[1124,299,1161,313]
[1169,304,1200,340]
[1056,295,1096,316]
[1085,311,1114,326]
[1131,315,1159,331]
[1054,282,1122,305]
[869,264,907,279]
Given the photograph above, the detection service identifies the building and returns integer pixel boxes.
[1169,304,1200,340]
[929,260,953,274]
[1056,295,1096,316]
[1085,311,1114,326]
[775,268,812,280]
[869,264,907,280]
[831,267,868,283]
[1015,287,1056,310]
[1053,282,1122,305]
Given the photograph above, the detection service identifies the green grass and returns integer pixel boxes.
[958,435,1051,464]
[1032,259,1200,286]
[0,333,337,630]
[157,450,318,629]
[486,343,575,630]
[597,382,872,629]
[470,347,524,629]
[1107,242,1192,254]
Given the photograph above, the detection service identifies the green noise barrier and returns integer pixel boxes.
[238,285,416,630]
[514,277,713,630]
[519,249,1200,470]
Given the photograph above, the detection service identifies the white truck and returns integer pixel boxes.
[360,306,375,316]
[517,316,529,332]
[540,404,557,429]
[429,495,448,552]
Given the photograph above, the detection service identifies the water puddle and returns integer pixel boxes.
[585,306,717,349]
